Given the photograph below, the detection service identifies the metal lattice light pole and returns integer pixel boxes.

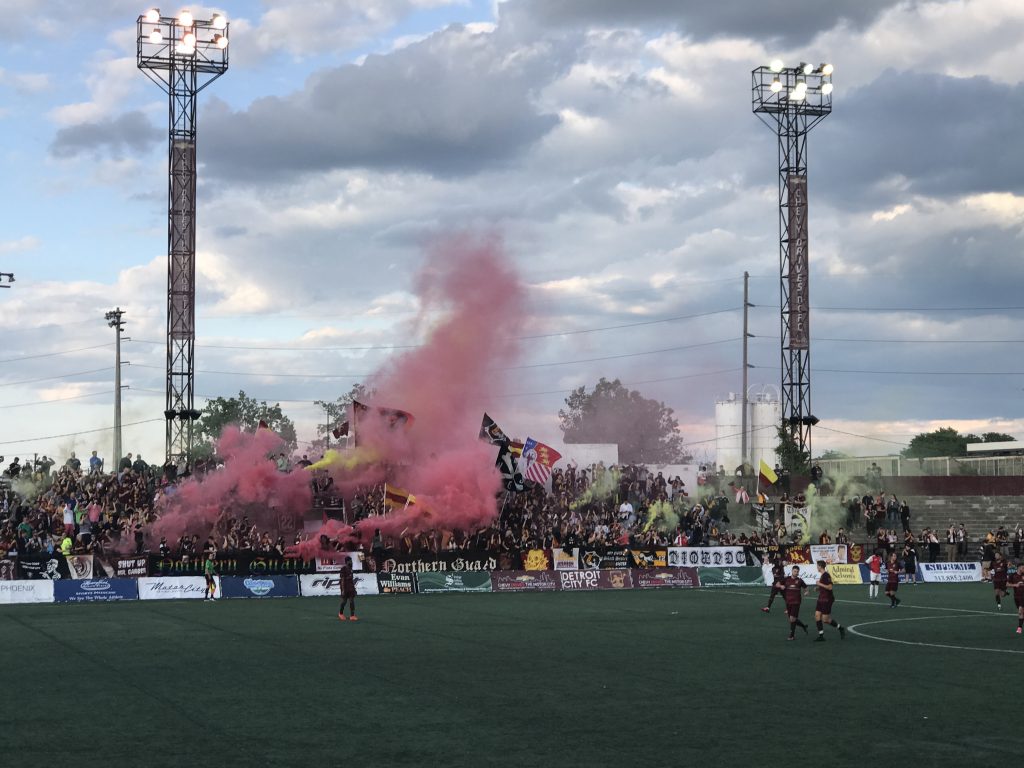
[752,60,833,462]
[137,8,229,469]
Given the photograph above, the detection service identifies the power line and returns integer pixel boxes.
[0,418,163,447]
[0,342,112,364]
[0,366,113,388]
[0,391,109,409]
[817,337,1024,344]
[813,305,1024,312]
[815,425,908,447]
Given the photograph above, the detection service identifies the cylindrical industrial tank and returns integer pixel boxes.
[715,393,743,473]
[750,388,781,471]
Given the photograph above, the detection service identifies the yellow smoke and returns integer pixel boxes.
[306,447,379,472]
[643,499,680,533]
[569,467,621,510]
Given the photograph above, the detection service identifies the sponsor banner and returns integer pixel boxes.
[0,580,54,604]
[112,556,149,578]
[377,572,416,594]
[579,547,631,570]
[416,571,493,594]
[763,564,819,586]
[552,548,578,571]
[667,547,747,568]
[298,573,380,597]
[629,549,668,568]
[380,551,498,574]
[826,564,863,584]
[810,544,848,565]
[786,173,810,349]
[0,557,16,581]
[148,553,314,578]
[558,569,634,591]
[53,578,138,603]
[17,556,70,580]
[65,554,94,580]
[220,575,300,599]
[314,552,364,573]
[918,562,982,583]
[522,549,552,571]
[491,570,559,592]
[634,567,700,589]
[698,566,765,587]
[138,576,218,601]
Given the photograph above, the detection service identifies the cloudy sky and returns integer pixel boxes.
[2,0,1024,466]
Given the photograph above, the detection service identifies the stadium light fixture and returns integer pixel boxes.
[821,82,833,95]
[149,27,162,44]
[145,8,160,23]
[178,9,193,26]
[770,78,783,93]
[212,14,226,30]
[769,59,784,73]
[822,63,834,76]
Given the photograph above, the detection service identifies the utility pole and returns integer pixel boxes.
[741,271,751,472]
[106,308,126,469]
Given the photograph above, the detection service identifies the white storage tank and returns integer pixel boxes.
[714,393,743,473]
[750,388,781,471]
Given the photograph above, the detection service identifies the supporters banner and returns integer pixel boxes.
[784,506,811,545]
[762,564,819,586]
[786,173,810,350]
[784,546,813,564]
[826,564,863,584]
[65,554,94,580]
[380,551,498,574]
[138,576,217,601]
[298,573,379,597]
[667,547,747,568]
[847,543,867,564]
[552,548,578,571]
[744,544,783,566]
[490,570,559,592]
[219,575,300,599]
[634,568,699,589]
[53,578,138,603]
[416,571,493,594]
[697,567,765,587]
[558,569,633,591]
[16,556,69,580]
[149,553,314,577]
[111,556,149,578]
[809,545,848,564]
[314,552,365,573]
[522,549,552,571]
[0,580,54,604]
[0,556,16,581]
[579,547,631,570]
[629,549,668,568]
[377,572,416,594]
[918,562,982,583]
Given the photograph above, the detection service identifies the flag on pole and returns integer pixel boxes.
[384,484,417,511]
[479,413,509,445]
[520,438,562,485]
[759,460,779,487]
[331,421,349,439]
[257,419,269,430]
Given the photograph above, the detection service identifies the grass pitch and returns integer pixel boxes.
[2,584,1021,767]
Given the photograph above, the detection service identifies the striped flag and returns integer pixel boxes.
[520,438,561,485]
[384,484,417,512]
[759,459,779,487]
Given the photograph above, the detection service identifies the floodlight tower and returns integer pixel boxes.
[137,8,229,469]
[752,60,833,461]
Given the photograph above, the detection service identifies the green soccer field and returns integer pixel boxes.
[2,584,1021,768]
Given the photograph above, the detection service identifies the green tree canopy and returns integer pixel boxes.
[309,384,368,452]
[195,390,297,456]
[901,427,1015,458]
[558,378,686,464]
[775,426,809,474]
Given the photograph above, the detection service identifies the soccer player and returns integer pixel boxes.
[203,549,217,601]
[783,565,809,641]
[1009,562,1024,634]
[338,556,358,622]
[992,552,1008,611]
[762,557,786,613]
[885,554,901,608]
[866,550,882,599]
[813,560,846,642]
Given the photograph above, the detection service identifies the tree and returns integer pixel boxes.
[775,426,809,474]
[979,432,1016,443]
[816,449,849,461]
[195,390,297,455]
[307,384,368,453]
[903,428,1016,458]
[558,378,686,464]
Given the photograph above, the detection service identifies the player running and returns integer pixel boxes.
[762,557,786,613]
[992,552,1008,611]
[1009,561,1024,634]
[338,556,359,622]
[203,549,217,601]
[813,560,846,642]
[885,554,901,608]
[783,565,809,641]
[866,550,882,599]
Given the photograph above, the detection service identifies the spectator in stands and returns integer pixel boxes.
[66,453,81,472]
[132,454,148,476]
[89,451,103,474]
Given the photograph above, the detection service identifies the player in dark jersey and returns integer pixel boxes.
[783,565,809,640]
[813,560,845,641]
[1009,562,1024,634]
[885,554,901,607]
[338,556,358,622]
[762,557,786,613]
[203,549,217,601]
[992,552,1008,611]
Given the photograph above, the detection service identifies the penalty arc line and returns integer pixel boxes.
[846,614,1024,655]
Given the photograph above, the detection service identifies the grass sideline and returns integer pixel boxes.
[2,583,1021,767]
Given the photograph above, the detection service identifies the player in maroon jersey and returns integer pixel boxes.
[762,557,786,613]
[813,560,846,641]
[992,552,1009,611]
[783,565,809,640]
[338,556,359,622]
[1009,562,1024,634]
[885,554,901,608]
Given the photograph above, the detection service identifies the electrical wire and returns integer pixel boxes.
[815,425,908,447]
[0,391,109,409]
[0,342,112,364]
[0,418,163,447]
[0,367,113,388]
